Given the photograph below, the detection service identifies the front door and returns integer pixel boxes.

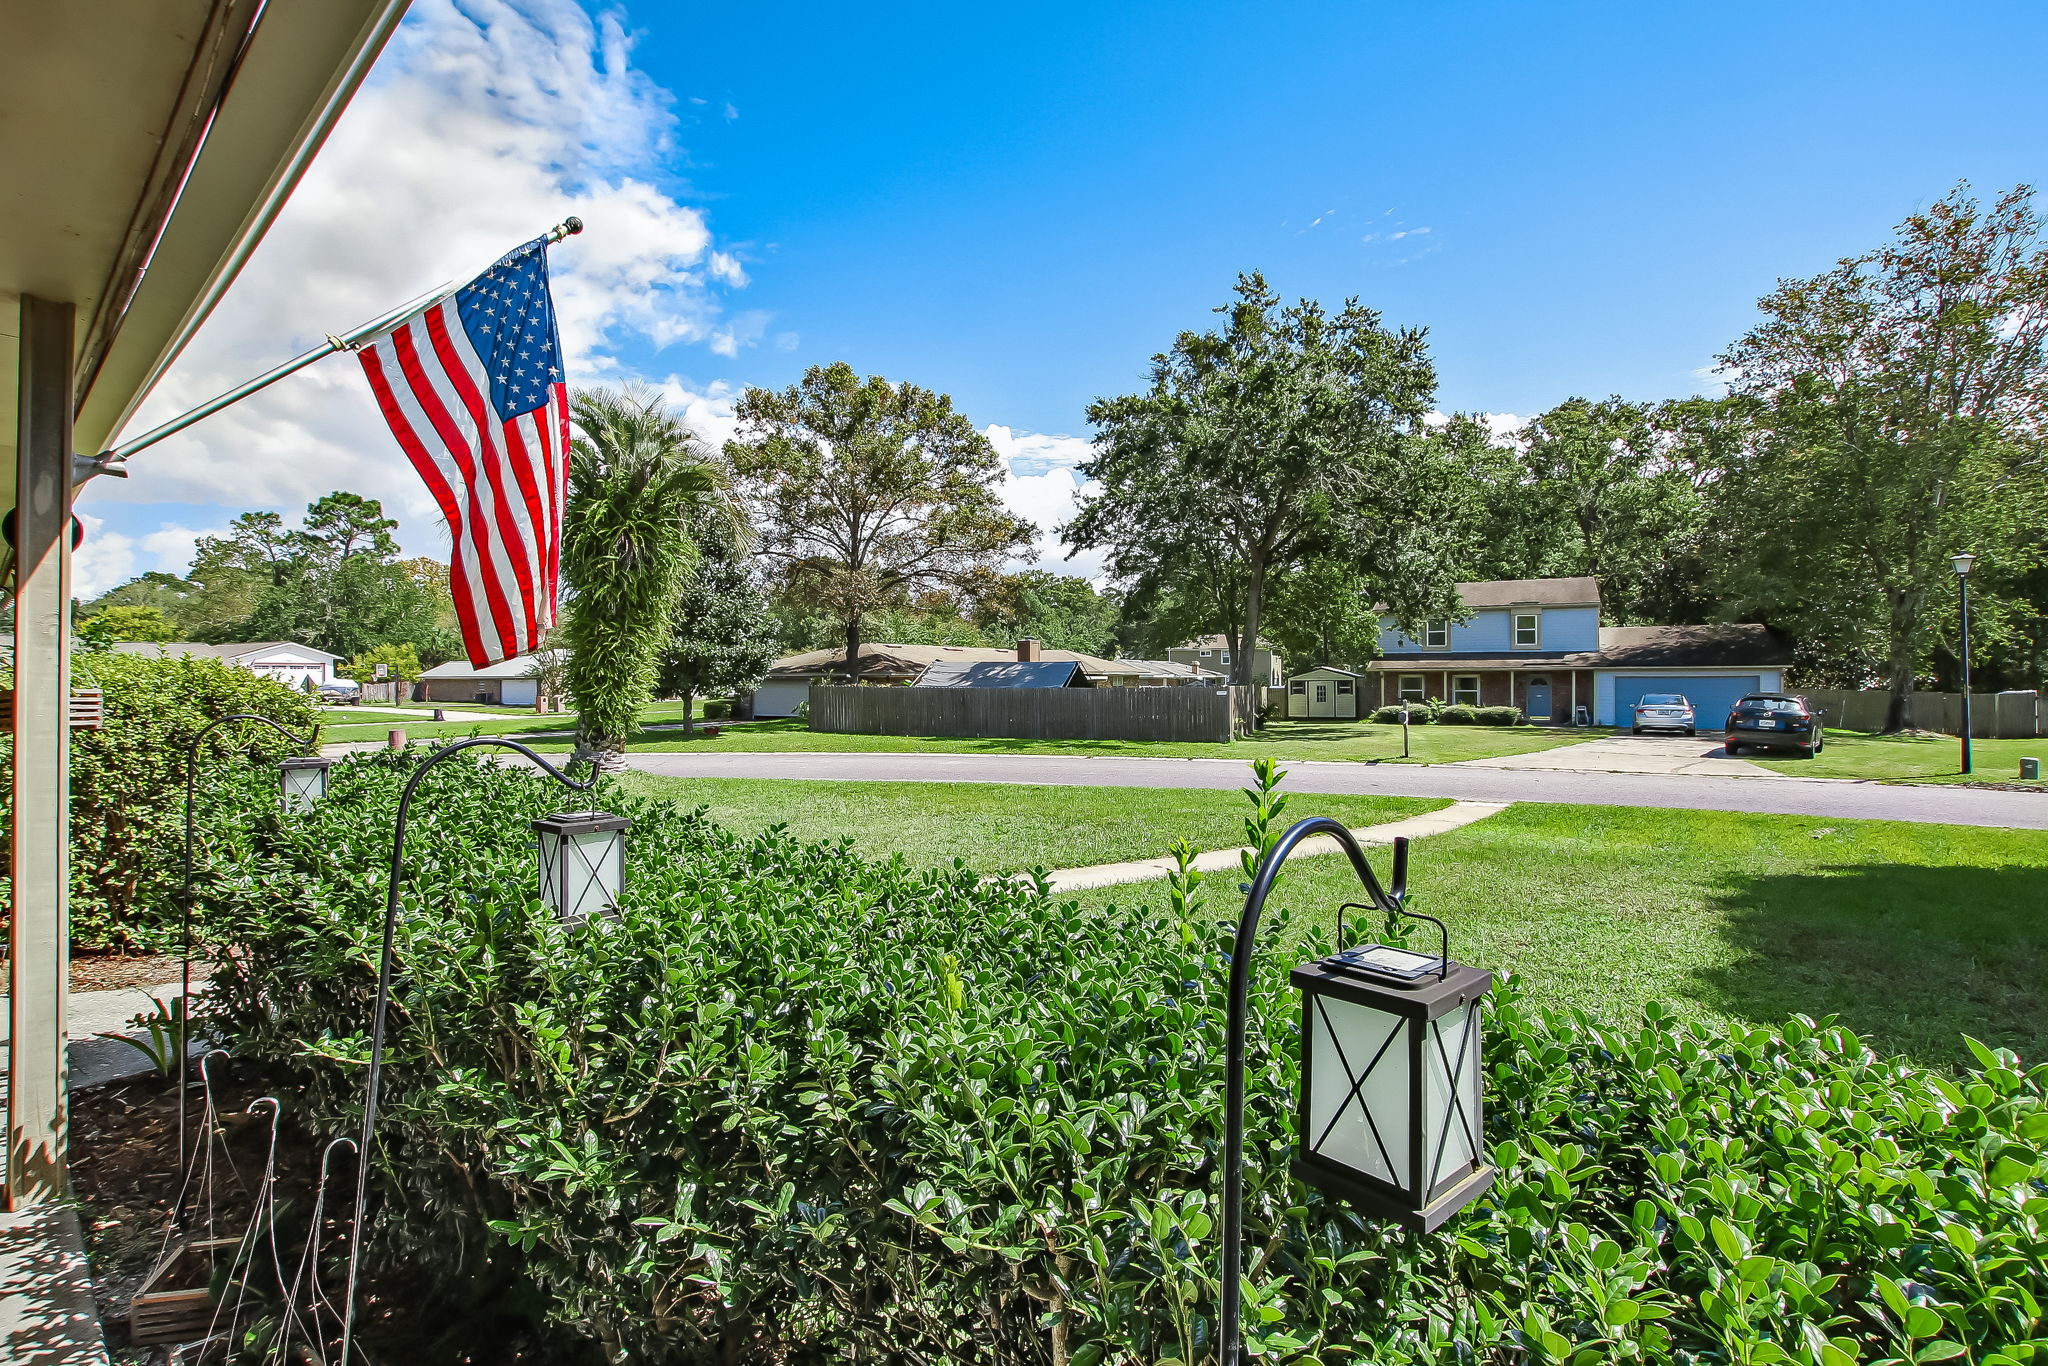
[1524,676,1552,722]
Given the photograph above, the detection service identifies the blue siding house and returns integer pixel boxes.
[1365,577,1790,726]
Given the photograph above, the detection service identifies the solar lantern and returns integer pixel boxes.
[278,756,332,814]
[533,810,631,923]
[1221,824,1495,1365]
[1291,924,1494,1232]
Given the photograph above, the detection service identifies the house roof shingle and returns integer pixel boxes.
[1453,577,1601,609]
[766,643,1133,680]
[112,640,339,662]
[1364,623,1790,671]
[919,660,1087,688]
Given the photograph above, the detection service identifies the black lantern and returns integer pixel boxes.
[533,810,631,923]
[1291,932,1493,1232]
[278,756,332,814]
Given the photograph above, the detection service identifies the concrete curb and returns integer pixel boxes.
[1030,800,1511,893]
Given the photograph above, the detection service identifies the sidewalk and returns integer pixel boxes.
[0,1207,108,1365]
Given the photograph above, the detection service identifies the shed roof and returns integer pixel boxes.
[919,660,1087,689]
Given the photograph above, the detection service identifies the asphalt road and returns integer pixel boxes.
[623,750,2048,830]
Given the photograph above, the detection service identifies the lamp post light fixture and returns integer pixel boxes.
[279,755,333,814]
[533,810,632,923]
[1952,552,1977,776]
[1222,821,1494,1365]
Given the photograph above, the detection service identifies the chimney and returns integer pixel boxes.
[1016,637,1041,662]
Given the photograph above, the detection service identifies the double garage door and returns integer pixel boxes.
[1615,676,1761,730]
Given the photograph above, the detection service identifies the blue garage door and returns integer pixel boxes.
[1616,675,1760,729]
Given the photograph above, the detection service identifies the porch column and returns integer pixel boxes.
[9,296,76,1207]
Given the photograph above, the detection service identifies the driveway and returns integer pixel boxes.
[1452,733,1787,778]
[620,751,2048,830]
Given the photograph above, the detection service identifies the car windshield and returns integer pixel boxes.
[1734,698,1803,713]
[1639,694,1688,706]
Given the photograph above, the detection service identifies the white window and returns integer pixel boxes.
[1452,674,1481,707]
[1314,684,1328,703]
[1422,620,1449,649]
[1513,612,1541,649]
[1336,679,1354,694]
[1398,674,1426,702]
[1290,681,1306,694]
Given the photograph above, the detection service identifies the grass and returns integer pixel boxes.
[615,773,1448,873]
[1745,729,2048,787]
[1062,802,2048,1068]
[522,717,1603,764]
[319,699,701,743]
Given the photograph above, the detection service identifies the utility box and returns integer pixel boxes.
[2022,758,2042,780]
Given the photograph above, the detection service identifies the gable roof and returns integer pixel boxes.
[113,640,340,662]
[919,660,1087,688]
[1584,624,1792,669]
[418,653,552,681]
[1455,577,1601,609]
[766,642,1133,681]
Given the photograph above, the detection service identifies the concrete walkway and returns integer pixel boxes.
[0,1207,109,1365]
[621,750,2048,830]
[1031,801,1508,892]
[0,979,196,1097]
[1453,733,1787,778]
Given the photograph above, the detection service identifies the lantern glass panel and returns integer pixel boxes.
[279,759,329,814]
[1421,1001,1484,1197]
[1305,993,1409,1189]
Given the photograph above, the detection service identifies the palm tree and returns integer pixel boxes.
[561,386,723,767]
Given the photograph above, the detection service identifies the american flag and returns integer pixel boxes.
[357,236,568,667]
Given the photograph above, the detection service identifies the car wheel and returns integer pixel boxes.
[1685,728,1696,737]
[1630,726,1641,735]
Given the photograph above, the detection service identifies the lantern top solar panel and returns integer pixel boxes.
[1324,943,1442,983]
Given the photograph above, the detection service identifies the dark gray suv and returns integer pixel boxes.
[1724,693,1823,757]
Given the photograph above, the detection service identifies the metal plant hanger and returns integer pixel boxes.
[176,712,328,1187]
[337,735,623,1364]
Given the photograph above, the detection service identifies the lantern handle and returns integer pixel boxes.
[340,735,599,1366]
[176,711,323,1193]
[1220,817,1411,1366]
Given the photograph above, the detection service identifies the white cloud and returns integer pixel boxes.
[93,0,757,557]
[983,425,1105,581]
[72,514,228,599]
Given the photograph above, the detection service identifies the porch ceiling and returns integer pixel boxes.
[0,0,407,506]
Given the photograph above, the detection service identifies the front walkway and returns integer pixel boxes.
[1031,800,1508,892]
[1450,733,1787,779]
[0,1207,109,1364]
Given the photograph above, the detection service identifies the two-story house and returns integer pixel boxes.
[1367,577,1791,726]
[1166,635,1285,687]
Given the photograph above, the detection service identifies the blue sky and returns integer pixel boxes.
[78,0,2048,595]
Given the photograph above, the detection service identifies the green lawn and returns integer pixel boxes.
[526,717,1602,765]
[616,773,1447,874]
[319,699,700,743]
[1063,802,2048,1068]
[1746,729,2048,787]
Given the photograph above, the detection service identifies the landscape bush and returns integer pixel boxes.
[1438,703,1479,725]
[1475,705,1524,726]
[205,753,2048,1365]
[0,650,319,952]
[701,697,732,720]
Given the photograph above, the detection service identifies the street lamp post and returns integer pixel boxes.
[1953,553,1977,775]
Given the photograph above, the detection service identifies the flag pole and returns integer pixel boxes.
[91,217,584,474]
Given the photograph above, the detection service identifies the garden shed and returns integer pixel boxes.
[1286,666,1363,719]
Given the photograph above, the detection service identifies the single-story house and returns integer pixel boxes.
[1286,665,1366,718]
[750,639,1154,718]
[1111,658,1227,685]
[919,659,1092,688]
[113,639,339,692]
[1366,577,1792,726]
[418,653,547,707]
[1167,635,1285,687]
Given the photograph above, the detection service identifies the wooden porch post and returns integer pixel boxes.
[9,295,76,1207]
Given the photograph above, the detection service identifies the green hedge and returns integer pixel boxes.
[207,754,2048,1364]
[0,651,320,952]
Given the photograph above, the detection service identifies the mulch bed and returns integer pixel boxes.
[69,1064,556,1364]
[67,953,206,994]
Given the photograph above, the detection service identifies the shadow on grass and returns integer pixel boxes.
[1695,862,2048,1067]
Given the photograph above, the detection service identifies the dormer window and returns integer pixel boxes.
[1512,612,1541,649]
[1422,620,1449,649]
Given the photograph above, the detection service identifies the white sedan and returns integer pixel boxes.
[1630,693,1696,736]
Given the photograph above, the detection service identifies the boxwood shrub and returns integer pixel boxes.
[206,752,2048,1364]
[1438,703,1479,725]
[1474,705,1525,726]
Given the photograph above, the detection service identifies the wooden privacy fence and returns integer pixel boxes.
[1798,688,2046,739]
[809,683,1238,743]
